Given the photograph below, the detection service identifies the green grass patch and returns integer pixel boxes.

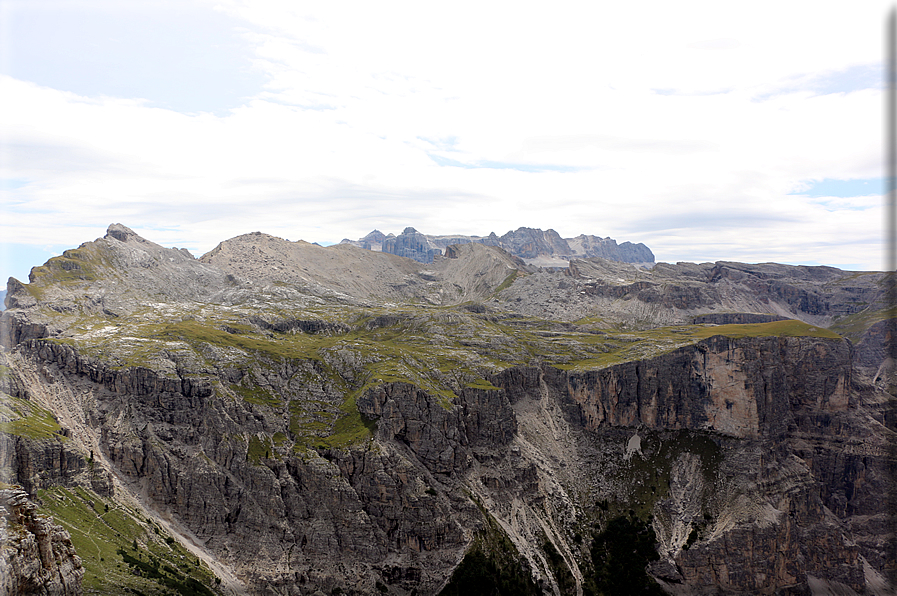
[491,270,519,296]
[247,434,275,464]
[829,306,897,343]
[553,320,841,372]
[38,486,222,595]
[26,245,116,294]
[464,378,501,391]
[573,315,610,329]
[151,319,324,362]
[613,429,723,520]
[231,384,282,408]
[326,396,378,448]
[0,394,64,440]
[289,402,334,444]
[294,394,377,451]
[118,549,216,596]
[690,319,840,340]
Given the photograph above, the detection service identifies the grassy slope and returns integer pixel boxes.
[38,485,222,595]
[0,392,64,440]
[32,303,845,453]
[828,306,897,344]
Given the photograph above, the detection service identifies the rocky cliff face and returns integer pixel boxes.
[0,225,893,595]
[341,226,655,265]
[496,228,572,260]
[380,227,442,264]
[0,487,83,595]
[503,257,889,336]
[566,234,655,264]
[4,324,893,595]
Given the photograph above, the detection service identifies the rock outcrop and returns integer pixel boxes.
[505,258,889,338]
[566,234,655,264]
[381,227,442,264]
[497,227,572,260]
[0,487,83,595]
[692,313,788,325]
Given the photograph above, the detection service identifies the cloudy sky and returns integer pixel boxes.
[0,1,889,284]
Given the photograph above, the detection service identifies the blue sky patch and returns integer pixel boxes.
[809,64,881,95]
[809,198,874,212]
[0,242,72,286]
[754,64,882,102]
[0,179,29,190]
[791,178,882,198]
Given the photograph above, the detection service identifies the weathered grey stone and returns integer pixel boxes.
[0,488,83,595]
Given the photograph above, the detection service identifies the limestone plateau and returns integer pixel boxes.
[0,223,894,596]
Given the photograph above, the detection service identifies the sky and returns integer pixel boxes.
[0,0,890,286]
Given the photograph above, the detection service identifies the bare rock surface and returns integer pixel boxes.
[200,229,531,306]
[0,487,83,595]
[0,224,894,595]
[501,258,888,331]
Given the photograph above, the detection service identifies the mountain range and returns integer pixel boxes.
[0,223,893,595]
[339,226,655,266]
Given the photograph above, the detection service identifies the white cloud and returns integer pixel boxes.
[0,0,890,273]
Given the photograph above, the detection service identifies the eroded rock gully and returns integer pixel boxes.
[2,331,895,595]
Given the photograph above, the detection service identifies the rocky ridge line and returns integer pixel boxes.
[340,226,655,265]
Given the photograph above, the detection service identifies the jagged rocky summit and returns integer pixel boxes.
[340,226,655,266]
[0,223,894,596]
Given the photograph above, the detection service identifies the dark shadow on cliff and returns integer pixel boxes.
[584,514,665,596]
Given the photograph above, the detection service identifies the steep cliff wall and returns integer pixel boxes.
[3,329,892,595]
[6,339,497,594]
[540,336,891,594]
[561,335,852,439]
[0,487,83,595]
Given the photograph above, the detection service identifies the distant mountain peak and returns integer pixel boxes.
[341,226,654,266]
